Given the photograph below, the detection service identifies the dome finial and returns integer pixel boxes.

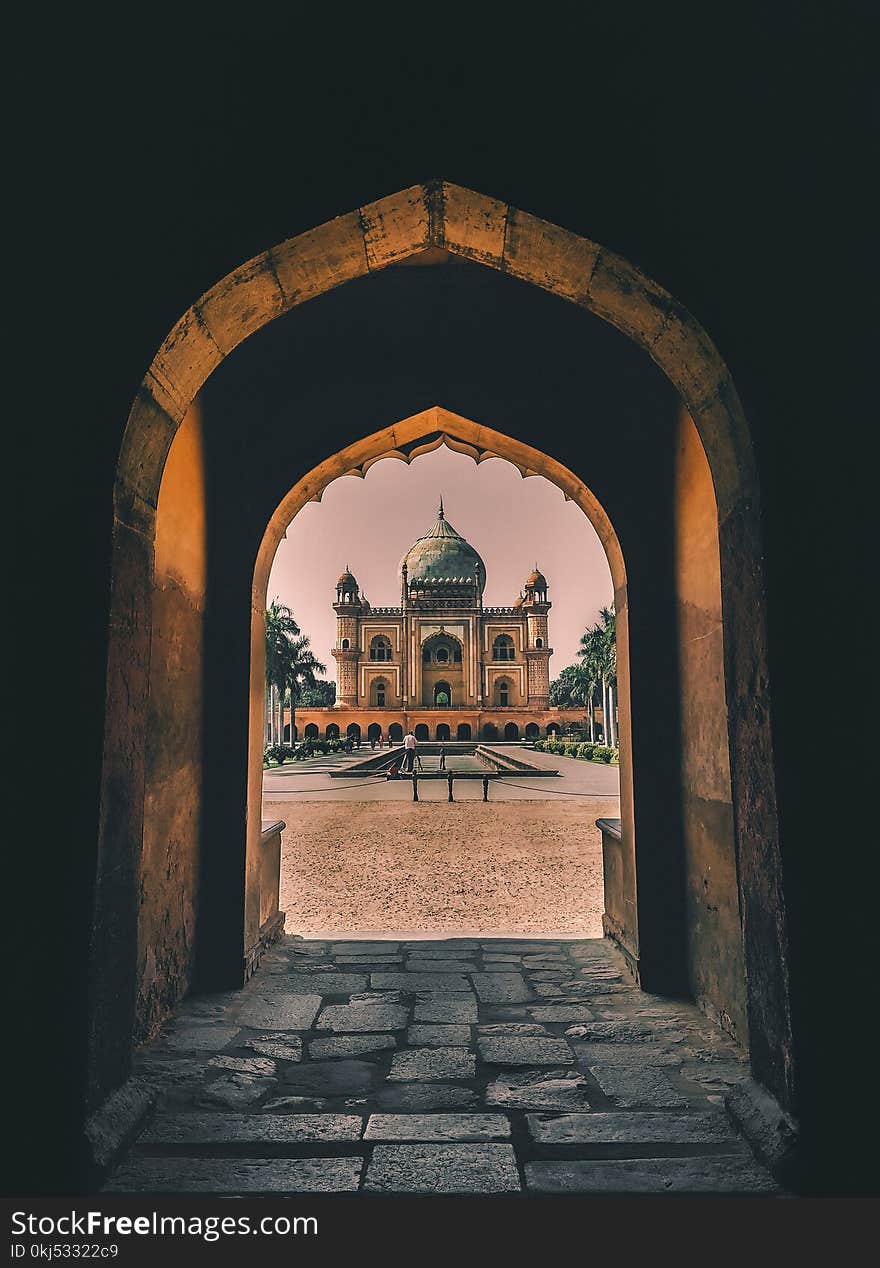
[438,496,444,519]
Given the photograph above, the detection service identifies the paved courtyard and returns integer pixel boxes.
[106,937,778,1195]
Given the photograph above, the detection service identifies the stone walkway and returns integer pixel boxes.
[106,937,778,1195]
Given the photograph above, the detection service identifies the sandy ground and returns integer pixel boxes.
[267,799,609,937]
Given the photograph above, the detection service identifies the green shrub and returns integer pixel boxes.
[577,743,595,759]
[593,746,614,763]
[564,743,580,757]
[533,739,546,751]
[264,743,295,766]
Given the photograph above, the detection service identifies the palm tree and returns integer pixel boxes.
[578,605,617,747]
[265,600,326,747]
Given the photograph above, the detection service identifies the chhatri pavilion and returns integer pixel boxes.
[292,501,593,744]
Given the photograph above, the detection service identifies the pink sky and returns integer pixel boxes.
[267,445,613,681]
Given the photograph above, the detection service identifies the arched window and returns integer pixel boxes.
[494,677,513,707]
[370,635,392,661]
[436,647,449,663]
[493,634,515,661]
[434,680,451,707]
[535,637,543,648]
[370,677,388,707]
[341,638,350,649]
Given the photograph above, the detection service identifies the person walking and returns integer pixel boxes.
[403,729,417,773]
[438,744,446,771]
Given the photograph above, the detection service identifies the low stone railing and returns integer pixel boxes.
[244,819,287,980]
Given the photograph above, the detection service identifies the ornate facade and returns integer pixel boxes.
[293,502,591,743]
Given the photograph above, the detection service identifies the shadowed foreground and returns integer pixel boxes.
[107,937,777,1195]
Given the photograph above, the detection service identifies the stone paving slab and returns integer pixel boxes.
[407,947,478,959]
[572,1042,684,1066]
[403,940,479,951]
[371,972,472,992]
[365,1143,521,1193]
[161,1024,242,1052]
[332,942,400,955]
[413,1000,479,1024]
[208,1055,276,1076]
[407,1024,472,1046]
[482,944,563,953]
[525,1157,778,1194]
[528,1005,596,1022]
[402,960,476,973]
[478,1036,574,1066]
[335,955,403,965]
[281,1060,379,1095]
[141,1113,364,1144]
[241,1036,303,1061]
[526,1111,740,1144]
[308,1034,397,1059]
[106,1156,363,1193]
[478,1023,549,1036]
[197,1074,277,1109]
[389,1047,476,1082]
[375,1083,478,1110]
[587,1065,690,1107]
[267,974,367,995]
[316,1004,409,1032]
[236,995,321,1030]
[471,973,534,1003]
[485,1070,594,1111]
[364,1114,511,1141]
[562,1020,656,1043]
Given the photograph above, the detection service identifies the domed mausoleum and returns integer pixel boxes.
[293,501,590,744]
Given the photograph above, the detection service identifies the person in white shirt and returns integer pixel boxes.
[403,730,417,772]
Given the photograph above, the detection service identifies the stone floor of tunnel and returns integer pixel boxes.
[106,938,778,1194]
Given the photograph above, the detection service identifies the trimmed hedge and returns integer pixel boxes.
[531,737,618,764]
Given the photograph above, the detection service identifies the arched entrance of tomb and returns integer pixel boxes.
[96,182,793,1129]
[457,723,471,740]
[414,724,429,742]
[388,723,403,743]
[304,723,319,739]
[433,680,452,707]
[483,722,498,740]
[346,723,361,744]
[436,723,451,741]
[546,722,561,737]
[525,723,540,740]
[504,722,520,741]
[367,723,382,743]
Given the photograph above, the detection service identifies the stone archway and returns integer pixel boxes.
[504,722,520,741]
[414,724,429,742]
[436,723,451,741]
[95,181,792,1127]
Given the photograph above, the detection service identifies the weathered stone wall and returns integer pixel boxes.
[674,408,747,1042]
[136,404,206,1043]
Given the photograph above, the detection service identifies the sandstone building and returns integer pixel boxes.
[294,500,588,742]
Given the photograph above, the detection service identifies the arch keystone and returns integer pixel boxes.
[442,182,507,265]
